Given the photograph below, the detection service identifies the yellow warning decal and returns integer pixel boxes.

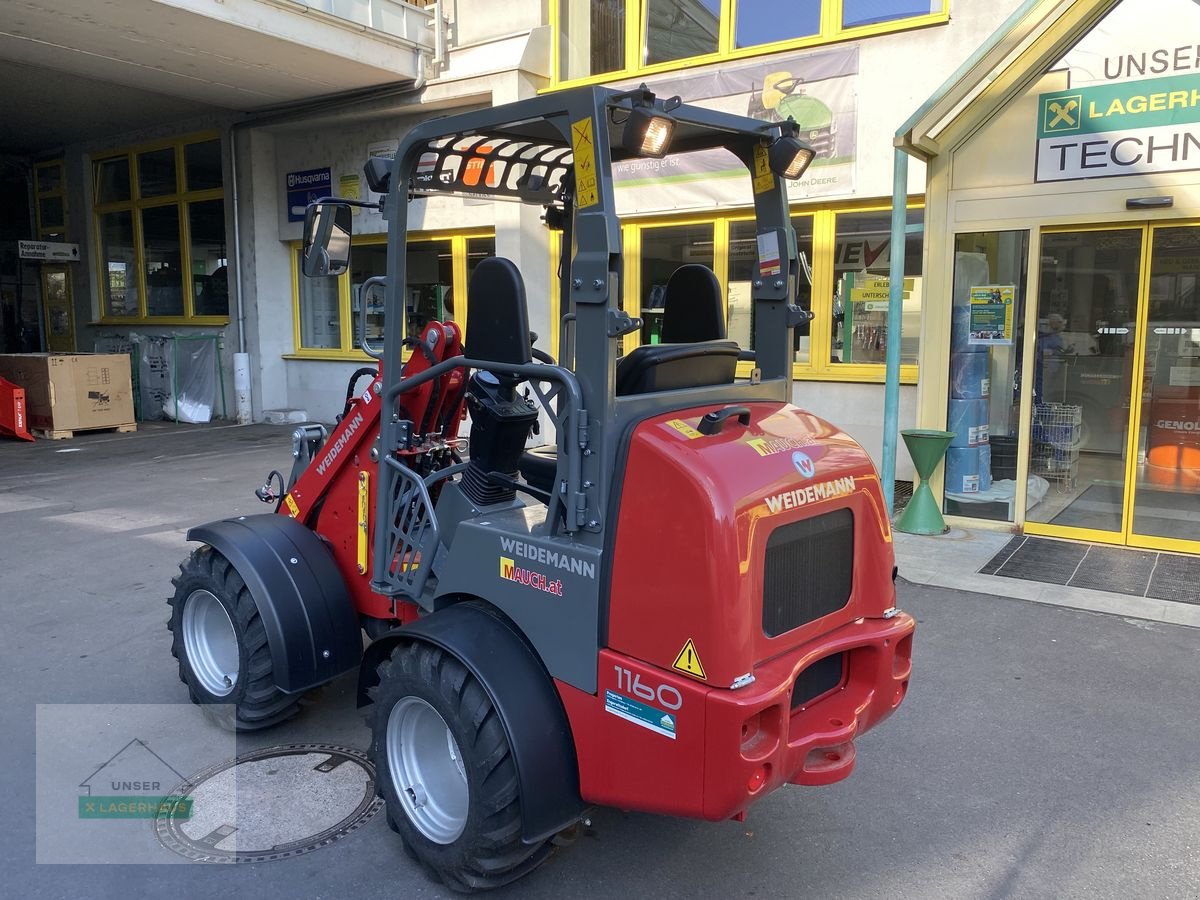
[664,418,702,440]
[571,117,600,208]
[672,639,707,680]
[752,144,774,194]
[284,494,300,518]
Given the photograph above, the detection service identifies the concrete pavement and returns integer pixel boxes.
[1,423,1198,899]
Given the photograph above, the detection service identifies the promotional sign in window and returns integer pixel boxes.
[286,167,331,222]
[968,285,1015,346]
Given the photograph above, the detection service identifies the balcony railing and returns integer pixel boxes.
[301,0,434,44]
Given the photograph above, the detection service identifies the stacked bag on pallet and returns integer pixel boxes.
[946,253,992,494]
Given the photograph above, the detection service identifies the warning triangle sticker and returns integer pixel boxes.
[672,639,707,680]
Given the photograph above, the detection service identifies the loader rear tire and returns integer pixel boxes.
[168,546,302,731]
[370,641,553,892]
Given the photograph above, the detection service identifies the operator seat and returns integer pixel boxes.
[519,264,738,496]
[614,263,737,397]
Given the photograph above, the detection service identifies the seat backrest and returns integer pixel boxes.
[466,257,532,365]
[660,264,726,344]
[615,340,739,397]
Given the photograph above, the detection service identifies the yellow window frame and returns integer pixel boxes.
[92,132,227,325]
[288,229,496,361]
[548,0,949,90]
[549,202,922,384]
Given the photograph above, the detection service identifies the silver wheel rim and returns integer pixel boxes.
[387,696,469,844]
[182,589,240,697]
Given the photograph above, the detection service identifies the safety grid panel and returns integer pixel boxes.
[762,508,854,637]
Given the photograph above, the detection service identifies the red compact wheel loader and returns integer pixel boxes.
[168,85,915,891]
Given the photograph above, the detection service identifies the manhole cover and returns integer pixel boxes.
[155,743,383,863]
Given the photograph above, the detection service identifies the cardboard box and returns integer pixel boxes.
[0,353,134,433]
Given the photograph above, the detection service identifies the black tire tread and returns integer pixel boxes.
[372,641,555,892]
[167,546,302,731]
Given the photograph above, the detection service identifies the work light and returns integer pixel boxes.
[623,105,675,158]
[769,135,816,180]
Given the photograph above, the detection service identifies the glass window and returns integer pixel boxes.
[298,248,342,350]
[943,231,1029,522]
[138,148,177,199]
[639,223,714,343]
[463,236,496,322]
[38,196,64,231]
[142,205,184,316]
[727,216,814,362]
[185,140,223,192]
[735,0,819,48]
[559,0,625,81]
[99,211,137,318]
[832,208,923,366]
[189,200,228,316]
[37,164,63,194]
[406,240,454,336]
[96,158,131,205]
[645,0,720,65]
[351,243,388,349]
[842,0,938,28]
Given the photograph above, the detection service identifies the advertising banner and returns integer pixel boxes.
[613,46,858,213]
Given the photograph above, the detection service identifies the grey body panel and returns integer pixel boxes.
[433,490,603,693]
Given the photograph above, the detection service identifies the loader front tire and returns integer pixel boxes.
[168,546,302,731]
[371,641,553,892]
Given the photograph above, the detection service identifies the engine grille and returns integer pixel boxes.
[762,508,854,637]
[791,653,846,710]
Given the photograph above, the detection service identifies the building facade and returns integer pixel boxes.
[906,0,1200,557]
[5,0,1024,482]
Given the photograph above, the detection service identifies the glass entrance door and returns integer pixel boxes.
[1025,223,1200,552]
[1130,226,1200,549]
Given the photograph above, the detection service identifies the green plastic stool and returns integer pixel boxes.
[895,429,955,535]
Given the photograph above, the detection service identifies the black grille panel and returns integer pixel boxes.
[762,508,854,637]
[791,653,846,710]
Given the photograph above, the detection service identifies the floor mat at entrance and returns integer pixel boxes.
[1049,483,1200,542]
[981,535,1200,604]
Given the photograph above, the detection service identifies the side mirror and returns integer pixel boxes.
[302,202,353,277]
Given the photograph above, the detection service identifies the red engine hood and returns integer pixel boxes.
[607,401,896,689]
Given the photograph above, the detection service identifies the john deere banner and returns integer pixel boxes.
[1036,73,1200,182]
[613,47,858,213]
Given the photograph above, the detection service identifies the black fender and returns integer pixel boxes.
[188,514,362,694]
[359,601,582,845]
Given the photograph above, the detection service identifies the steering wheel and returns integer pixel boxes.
[529,331,556,365]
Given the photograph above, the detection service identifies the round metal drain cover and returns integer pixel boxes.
[155,743,383,863]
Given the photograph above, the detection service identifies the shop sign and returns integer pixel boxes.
[286,167,331,222]
[19,240,79,262]
[967,285,1015,346]
[1036,73,1200,182]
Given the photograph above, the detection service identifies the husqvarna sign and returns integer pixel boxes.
[1036,73,1200,181]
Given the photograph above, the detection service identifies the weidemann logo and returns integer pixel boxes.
[763,476,856,514]
[315,411,364,476]
[498,537,595,578]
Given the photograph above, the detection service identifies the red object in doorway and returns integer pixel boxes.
[0,377,34,441]
[1146,385,1200,488]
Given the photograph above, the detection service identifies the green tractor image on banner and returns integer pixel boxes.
[748,72,837,160]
